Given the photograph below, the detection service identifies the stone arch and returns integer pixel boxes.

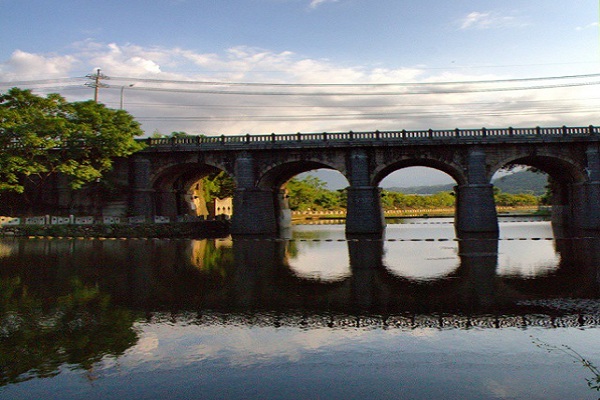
[151,162,231,218]
[372,158,467,187]
[257,160,347,189]
[245,160,349,234]
[490,153,587,229]
[490,154,586,185]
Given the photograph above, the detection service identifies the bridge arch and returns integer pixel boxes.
[150,162,233,218]
[490,153,586,185]
[490,152,588,229]
[257,160,346,189]
[253,161,349,233]
[372,158,467,187]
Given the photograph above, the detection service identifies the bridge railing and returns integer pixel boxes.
[141,125,599,148]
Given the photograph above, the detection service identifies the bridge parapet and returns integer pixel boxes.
[140,125,599,151]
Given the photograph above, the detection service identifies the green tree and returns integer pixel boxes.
[494,189,538,207]
[285,175,343,211]
[0,88,144,200]
[202,170,235,202]
[382,190,452,209]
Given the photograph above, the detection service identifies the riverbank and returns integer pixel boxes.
[0,220,230,239]
[292,206,549,222]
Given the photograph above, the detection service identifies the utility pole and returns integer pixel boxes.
[120,84,135,109]
[85,68,109,102]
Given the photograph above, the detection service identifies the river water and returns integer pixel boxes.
[2,218,600,399]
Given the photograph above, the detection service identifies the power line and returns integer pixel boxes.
[107,72,600,87]
[105,80,600,96]
[0,77,86,86]
[134,106,599,122]
[116,97,600,110]
[4,71,600,90]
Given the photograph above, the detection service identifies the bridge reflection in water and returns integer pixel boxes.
[1,226,600,330]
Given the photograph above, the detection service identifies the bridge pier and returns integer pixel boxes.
[346,149,385,235]
[346,186,386,234]
[130,157,154,216]
[572,182,600,230]
[230,152,279,235]
[455,184,498,233]
[455,148,498,234]
[153,189,178,217]
[231,188,278,235]
[572,146,600,230]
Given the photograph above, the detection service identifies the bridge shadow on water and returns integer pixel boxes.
[1,227,600,327]
[3,228,600,385]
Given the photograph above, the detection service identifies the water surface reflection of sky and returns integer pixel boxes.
[289,221,561,281]
[2,220,600,399]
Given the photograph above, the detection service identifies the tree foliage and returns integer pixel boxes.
[202,170,235,202]
[283,175,539,211]
[0,88,145,196]
[286,175,344,211]
[382,190,455,209]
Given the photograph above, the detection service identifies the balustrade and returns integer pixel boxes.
[138,125,599,149]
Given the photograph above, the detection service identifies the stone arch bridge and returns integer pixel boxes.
[114,125,600,235]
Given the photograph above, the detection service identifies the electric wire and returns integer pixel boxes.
[2,73,599,124]
[106,72,600,87]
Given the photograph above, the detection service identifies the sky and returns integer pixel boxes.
[1,0,599,186]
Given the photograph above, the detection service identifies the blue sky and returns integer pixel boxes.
[1,0,599,185]
[2,1,597,73]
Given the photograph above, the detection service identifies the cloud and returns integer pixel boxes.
[1,41,598,137]
[576,22,599,31]
[122,321,422,368]
[459,11,527,30]
[309,0,338,9]
[0,50,76,80]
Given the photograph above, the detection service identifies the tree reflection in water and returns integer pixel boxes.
[2,225,600,394]
[0,277,139,386]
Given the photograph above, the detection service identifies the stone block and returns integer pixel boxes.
[25,216,47,225]
[103,216,121,224]
[0,217,20,226]
[153,216,170,224]
[51,216,71,225]
[75,216,95,225]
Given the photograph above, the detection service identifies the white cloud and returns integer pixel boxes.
[122,321,425,368]
[309,0,338,9]
[459,11,527,30]
[576,22,599,31]
[1,41,598,137]
[0,50,76,80]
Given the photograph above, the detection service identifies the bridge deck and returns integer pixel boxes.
[140,125,599,151]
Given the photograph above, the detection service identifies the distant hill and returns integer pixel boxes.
[386,170,548,196]
[386,183,455,194]
[493,170,548,195]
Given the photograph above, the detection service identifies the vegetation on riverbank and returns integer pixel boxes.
[0,88,144,205]
[0,220,230,239]
[286,175,542,213]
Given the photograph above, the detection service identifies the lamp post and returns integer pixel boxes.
[120,84,134,109]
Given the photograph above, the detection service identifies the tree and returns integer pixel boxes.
[201,170,235,202]
[285,175,343,211]
[0,88,144,201]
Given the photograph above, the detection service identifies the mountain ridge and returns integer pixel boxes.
[385,170,548,196]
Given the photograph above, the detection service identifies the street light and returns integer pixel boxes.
[120,84,134,109]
